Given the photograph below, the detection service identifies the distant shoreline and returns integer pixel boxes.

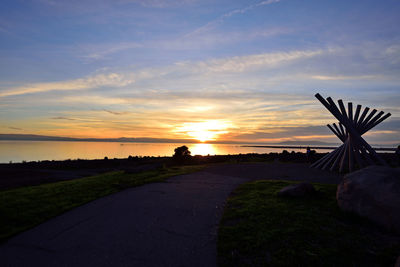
[1,134,397,147]
[242,145,396,152]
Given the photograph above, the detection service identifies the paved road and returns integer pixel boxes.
[0,163,340,267]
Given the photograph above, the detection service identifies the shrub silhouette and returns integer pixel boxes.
[173,146,191,164]
[173,145,191,157]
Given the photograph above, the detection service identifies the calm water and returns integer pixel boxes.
[0,141,309,163]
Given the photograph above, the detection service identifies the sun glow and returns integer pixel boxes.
[175,120,232,142]
[189,143,218,155]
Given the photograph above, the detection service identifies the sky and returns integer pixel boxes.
[0,0,399,144]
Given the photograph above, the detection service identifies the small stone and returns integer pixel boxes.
[278,182,316,197]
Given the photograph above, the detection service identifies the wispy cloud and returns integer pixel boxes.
[0,73,134,98]
[221,0,281,20]
[187,0,281,36]
[129,0,196,8]
[81,42,143,60]
[38,0,195,11]
[102,109,130,115]
[158,27,290,51]
[186,49,323,73]
[311,75,379,81]
[51,116,77,121]
[8,126,23,130]
[0,47,324,99]
[1,43,399,143]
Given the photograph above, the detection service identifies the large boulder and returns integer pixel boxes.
[337,166,400,233]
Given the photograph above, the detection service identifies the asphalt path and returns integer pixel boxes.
[0,162,341,267]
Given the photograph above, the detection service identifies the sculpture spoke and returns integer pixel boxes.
[312,93,391,173]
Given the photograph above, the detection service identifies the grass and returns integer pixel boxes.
[0,165,204,243]
[218,180,400,267]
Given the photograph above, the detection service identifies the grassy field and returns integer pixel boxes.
[218,180,400,267]
[0,165,204,243]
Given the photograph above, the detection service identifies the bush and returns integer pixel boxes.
[173,146,191,164]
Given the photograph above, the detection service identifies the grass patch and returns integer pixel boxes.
[0,165,204,243]
[218,180,400,266]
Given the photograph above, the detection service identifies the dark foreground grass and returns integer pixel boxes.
[0,165,204,243]
[218,180,400,267]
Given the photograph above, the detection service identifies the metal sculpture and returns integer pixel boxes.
[311,93,391,173]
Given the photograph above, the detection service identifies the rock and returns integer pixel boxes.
[337,166,400,234]
[278,182,316,197]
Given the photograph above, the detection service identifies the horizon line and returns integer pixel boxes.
[0,133,397,147]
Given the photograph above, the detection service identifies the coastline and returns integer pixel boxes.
[242,145,397,151]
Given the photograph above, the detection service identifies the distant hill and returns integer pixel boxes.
[0,134,199,144]
[1,134,395,148]
[0,134,75,141]
[277,140,339,146]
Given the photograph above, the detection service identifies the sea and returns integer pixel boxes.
[0,141,316,163]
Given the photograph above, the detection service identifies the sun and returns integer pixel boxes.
[175,120,231,142]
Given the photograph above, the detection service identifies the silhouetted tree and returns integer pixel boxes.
[173,145,191,157]
[173,145,191,164]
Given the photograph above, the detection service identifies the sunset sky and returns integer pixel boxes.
[0,0,399,144]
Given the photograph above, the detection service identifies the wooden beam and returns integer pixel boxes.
[348,137,355,173]
[312,149,336,169]
[365,113,391,133]
[339,141,349,173]
[324,97,386,165]
[362,111,384,134]
[333,123,345,139]
[338,99,348,119]
[360,109,377,130]
[348,102,353,124]
[338,123,346,137]
[321,146,343,170]
[359,145,374,165]
[353,104,361,126]
[330,145,345,171]
[352,143,364,168]
[310,151,332,168]
[357,107,370,129]
[328,124,345,142]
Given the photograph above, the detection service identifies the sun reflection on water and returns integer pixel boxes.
[189,143,218,156]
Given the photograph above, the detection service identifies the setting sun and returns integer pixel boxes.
[175,120,232,142]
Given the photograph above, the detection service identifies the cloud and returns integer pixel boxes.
[0,73,134,98]
[51,116,77,121]
[8,126,23,130]
[102,109,130,115]
[129,0,196,8]
[311,75,379,81]
[1,47,325,99]
[1,44,399,143]
[187,49,323,73]
[384,45,400,64]
[221,0,281,19]
[188,0,281,36]
[81,42,143,60]
[159,27,290,51]
[38,0,195,10]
